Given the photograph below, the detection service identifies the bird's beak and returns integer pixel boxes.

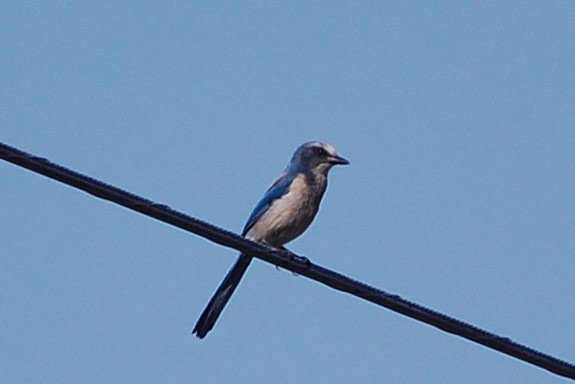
[328,154,350,166]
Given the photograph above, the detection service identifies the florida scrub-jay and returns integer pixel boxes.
[193,141,349,338]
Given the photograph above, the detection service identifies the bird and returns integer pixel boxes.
[192,141,349,339]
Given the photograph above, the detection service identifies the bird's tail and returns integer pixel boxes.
[192,254,253,338]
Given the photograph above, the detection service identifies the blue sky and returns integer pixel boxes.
[1,2,574,383]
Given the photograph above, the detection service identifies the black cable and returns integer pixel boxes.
[1,141,574,380]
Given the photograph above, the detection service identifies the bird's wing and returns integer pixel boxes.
[242,172,295,236]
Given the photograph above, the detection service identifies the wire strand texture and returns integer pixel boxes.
[1,141,574,380]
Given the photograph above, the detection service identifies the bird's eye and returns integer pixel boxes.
[316,147,326,156]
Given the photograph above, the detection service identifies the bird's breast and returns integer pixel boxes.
[246,173,326,246]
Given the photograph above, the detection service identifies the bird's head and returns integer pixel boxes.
[290,141,349,175]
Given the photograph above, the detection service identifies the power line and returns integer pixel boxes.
[1,141,574,380]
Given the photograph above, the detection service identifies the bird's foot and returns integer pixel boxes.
[278,247,311,275]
